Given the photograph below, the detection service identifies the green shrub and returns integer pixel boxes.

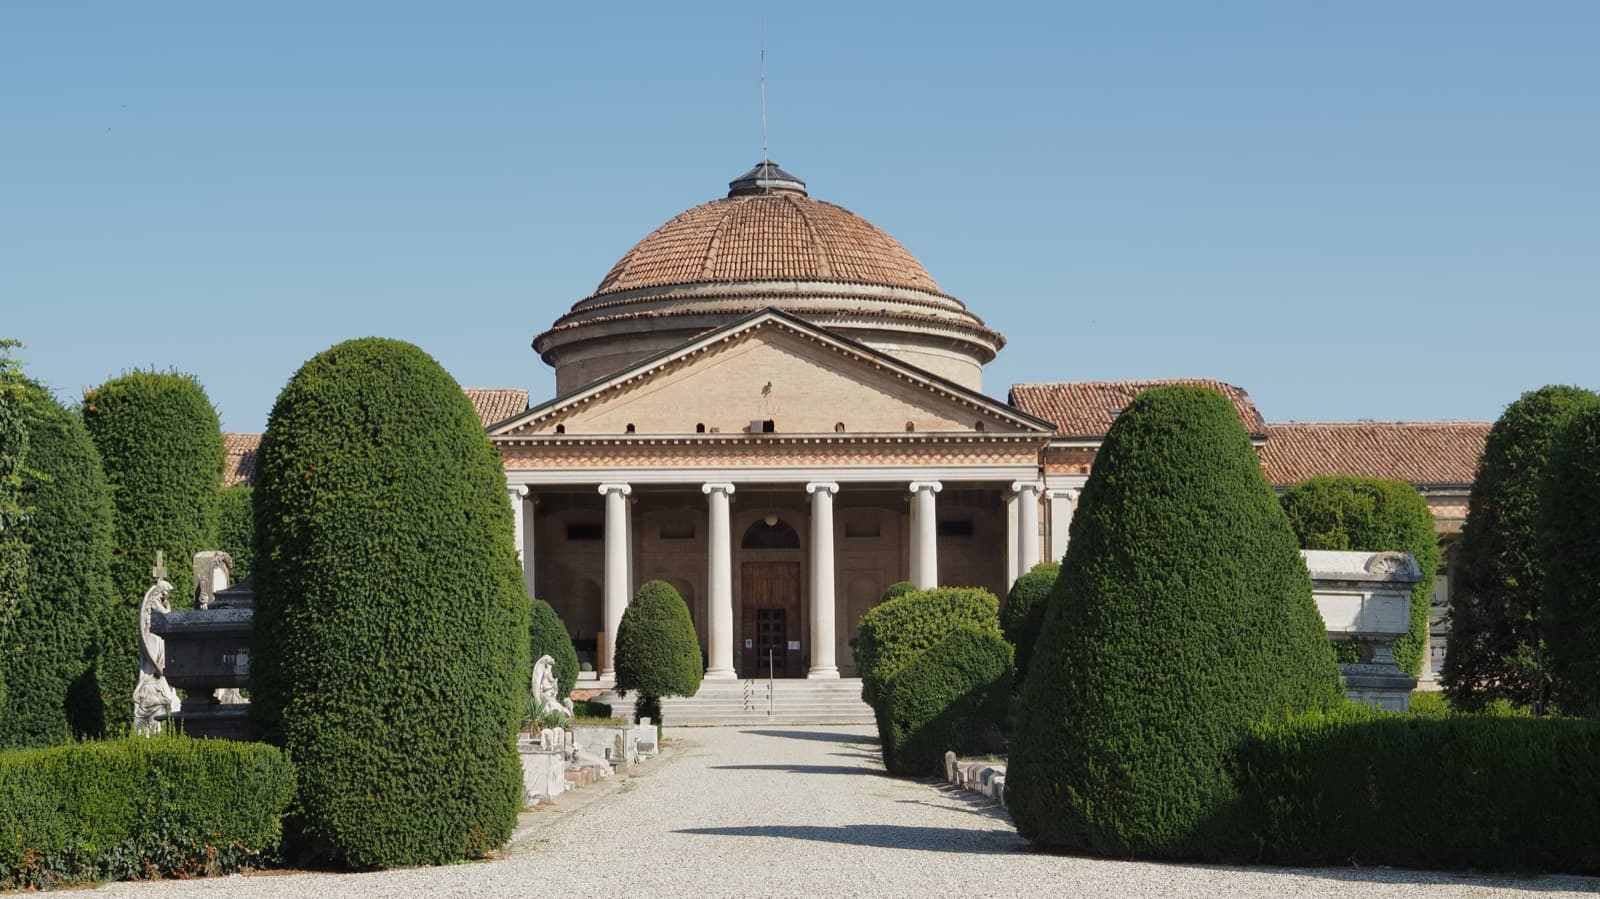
[0,382,117,748]
[854,586,1001,710]
[0,341,30,718]
[1280,476,1439,677]
[1000,562,1059,687]
[249,338,527,869]
[0,734,295,889]
[1007,385,1343,857]
[82,371,224,730]
[614,580,702,715]
[1541,404,1600,715]
[882,626,1013,776]
[215,485,254,582]
[881,580,917,603]
[529,596,579,700]
[1233,706,1600,873]
[1444,386,1600,713]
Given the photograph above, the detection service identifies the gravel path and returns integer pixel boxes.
[88,725,1599,898]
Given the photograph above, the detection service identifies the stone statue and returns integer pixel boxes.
[134,552,182,735]
[192,551,234,609]
[531,654,574,720]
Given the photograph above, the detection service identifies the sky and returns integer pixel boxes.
[2,2,1596,432]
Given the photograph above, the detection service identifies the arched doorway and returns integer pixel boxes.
[740,518,803,677]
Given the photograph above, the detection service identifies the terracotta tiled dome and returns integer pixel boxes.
[535,163,1004,393]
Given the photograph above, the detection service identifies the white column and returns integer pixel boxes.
[807,482,840,679]
[523,492,539,599]
[624,493,635,599]
[909,481,942,588]
[1004,488,1019,588]
[1047,487,1079,563]
[507,484,529,566]
[598,483,632,678]
[702,483,736,680]
[1014,481,1042,575]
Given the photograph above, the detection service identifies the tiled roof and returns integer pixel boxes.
[1008,379,1269,438]
[593,193,941,297]
[221,387,529,487]
[1260,421,1490,487]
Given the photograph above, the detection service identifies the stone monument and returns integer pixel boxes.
[1302,549,1422,711]
[531,654,575,720]
[133,552,182,736]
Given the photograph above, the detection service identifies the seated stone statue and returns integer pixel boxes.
[531,654,574,720]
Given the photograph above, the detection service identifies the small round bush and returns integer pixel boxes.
[1280,476,1439,677]
[881,580,917,603]
[1541,404,1600,715]
[854,586,1001,709]
[214,485,254,582]
[883,625,1013,776]
[529,597,579,699]
[1007,385,1343,857]
[1445,385,1600,712]
[1000,562,1059,687]
[250,338,527,868]
[614,580,702,710]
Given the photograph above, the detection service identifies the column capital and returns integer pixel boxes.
[1011,480,1043,495]
[1046,487,1081,502]
[908,480,943,494]
[598,483,632,497]
[805,481,840,496]
[507,484,530,499]
[701,482,736,496]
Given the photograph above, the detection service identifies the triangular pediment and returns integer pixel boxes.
[493,310,1050,439]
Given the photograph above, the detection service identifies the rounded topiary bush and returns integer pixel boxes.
[1007,384,1344,857]
[529,597,579,699]
[855,586,1001,710]
[1000,562,1059,687]
[883,625,1013,776]
[1445,385,1600,713]
[1280,476,1439,676]
[82,370,223,728]
[1,382,117,748]
[214,485,254,582]
[249,338,528,869]
[614,580,702,714]
[881,580,917,603]
[1540,404,1600,715]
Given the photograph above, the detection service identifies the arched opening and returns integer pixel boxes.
[741,518,801,549]
[739,516,803,677]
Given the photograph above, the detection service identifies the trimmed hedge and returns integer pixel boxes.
[82,371,224,730]
[0,342,29,718]
[529,596,579,699]
[1541,404,1600,715]
[215,485,254,582]
[1,382,117,748]
[0,734,296,889]
[1444,386,1600,712]
[882,625,1013,776]
[250,338,528,868]
[614,580,702,710]
[854,586,1001,710]
[1280,476,1439,677]
[1000,562,1059,687]
[1232,706,1600,873]
[1007,385,1343,857]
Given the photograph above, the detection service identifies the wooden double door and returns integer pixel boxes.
[741,561,803,678]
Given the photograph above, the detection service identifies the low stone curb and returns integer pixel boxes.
[943,750,1007,806]
[505,736,686,853]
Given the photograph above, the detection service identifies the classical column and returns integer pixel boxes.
[1014,481,1042,575]
[1047,487,1079,563]
[598,483,632,678]
[1004,488,1019,588]
[522,491,539,598]
[702,483,737,680]
[507,484,529,565]
[909,481,942,588]
[807,482,840,679]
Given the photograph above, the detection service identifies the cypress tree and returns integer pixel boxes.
[1443,385,1600,713]
[614,580,702,717]
[1007,385,1343,857]
[0,341,30,718]
[1540,404,1600,714]
[250,338,527,868]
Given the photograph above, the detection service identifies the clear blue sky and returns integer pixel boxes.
[3,2,1596,431]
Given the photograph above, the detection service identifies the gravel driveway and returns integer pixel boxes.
[88,725,1600,898]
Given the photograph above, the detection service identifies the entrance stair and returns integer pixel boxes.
[660,677,875,727]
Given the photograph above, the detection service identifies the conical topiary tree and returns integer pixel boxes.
[614,580,702,720]
[1007,385,1344,857]
[1540,404,1600,715]
[1000,562,1060,687]
[1,381,117,747]
[1444,385,1600,713]
[529,596,579,699]
[249,338,528,868]
[0,341,30,720]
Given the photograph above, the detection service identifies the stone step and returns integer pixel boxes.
[660,678,875,726]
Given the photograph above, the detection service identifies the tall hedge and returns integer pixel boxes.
[529,596,579,699]
[82,371,224,730]
[215,485,254,582]
[250,338,528,869]
[1000,562,1059,686]
[1540,404,1600,715]
[0,382,117,748]
[614,580,702,709]
[0,341,29,718]
[1444,385,1600,713]
[1280,476,1439,676]
[1007,385,1344,857]
[854,586,1001,709]
[882,625,1013,776]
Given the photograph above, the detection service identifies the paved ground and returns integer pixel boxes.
[90,725,1600,898]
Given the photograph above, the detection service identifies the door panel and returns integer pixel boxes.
[740,561,802,677]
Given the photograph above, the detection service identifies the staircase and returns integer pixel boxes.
[660,677,875,727]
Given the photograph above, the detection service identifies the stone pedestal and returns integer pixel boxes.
[1303,549,1422,711]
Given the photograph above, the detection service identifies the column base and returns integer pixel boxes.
[807,667,841,679]
[704,667,738,680]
